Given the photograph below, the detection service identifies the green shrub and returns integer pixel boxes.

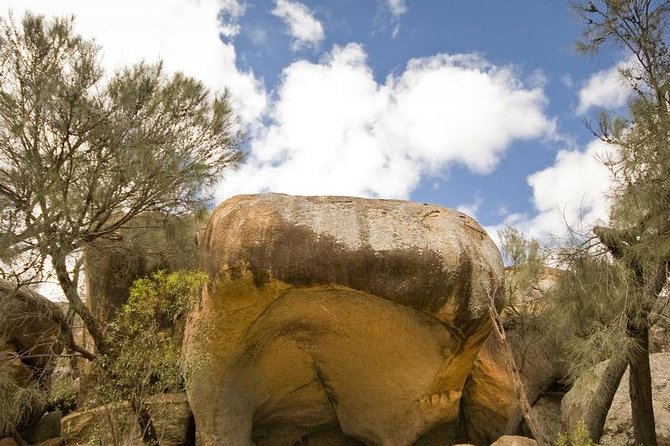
[555,421,600,446]
[88,270,207,445]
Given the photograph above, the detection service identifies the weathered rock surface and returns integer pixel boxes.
[144,393,192,446]
[184,194,504,446]
[461,268,564,445]
[461,326,562,445]
[0,281,65,437]
[0,281,64,372]
[562,352,670,446]
[61,401,141,446]
[490,436,538,446]
[85,213,202,323]
[34,439,65,446]
[26,410,62,444]
[61,393,191,446]
[525,393,563,442]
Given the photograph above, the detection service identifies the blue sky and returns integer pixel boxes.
[4,0,630,242]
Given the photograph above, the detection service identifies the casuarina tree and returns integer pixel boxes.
[0,13,242,359]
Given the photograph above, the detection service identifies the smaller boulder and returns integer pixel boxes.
[61,393,191,446]
[144,393,191,446]
[491,436,538,446]
[61,401,142,446]
[25,410,62,444]
[34,438,65,446]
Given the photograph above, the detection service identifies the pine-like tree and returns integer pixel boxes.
[0,13,242,359]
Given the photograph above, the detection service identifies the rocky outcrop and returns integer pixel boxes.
[0,281,65,437]
[25,410,62,444]
[84,213,202,323]
[461,324,563,444]
[491,436,538,446]
[0,281,64,374]
[61,393,191,446]
[61,401,141,446]
[461,268,564,445]
[562,353,670,446]
[184,194,504,446]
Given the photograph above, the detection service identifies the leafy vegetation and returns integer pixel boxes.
[88,270,207,445]
[569,1,670,443]
[556,421,601,446]
[0,13,241,359]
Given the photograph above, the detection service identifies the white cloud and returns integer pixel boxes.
[2,0,267,124]
[489,139,615,242]
[385,0,407,38]
[272,0,324,51]
[219,44,554,201]
[457,198,483,220]
[386,0,407,17]
[219,0,247,37]
[577,60,632,114]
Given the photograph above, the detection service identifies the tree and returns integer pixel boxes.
[490,227,549,445]
[573,1,670,444]
[499,226,545,316]
[546,240,630,442]
[0,13,242,359]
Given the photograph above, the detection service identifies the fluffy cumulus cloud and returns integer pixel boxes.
[1,0,267,124]
[220,44,554,200]
[4,2,568,234]
[272,0,325,51]
[489,138,615,242]
[577,60,632,114]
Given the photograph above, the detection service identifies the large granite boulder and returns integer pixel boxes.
[183,194,504,446]
[562,353,670,446]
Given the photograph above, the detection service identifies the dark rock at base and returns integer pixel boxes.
[25,410,62,444]
[34,438,65,446]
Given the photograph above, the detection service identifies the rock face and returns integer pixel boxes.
[461,324,563,445]
[84,213,202,323]
[0,281,64,374]
[490,436,538,446]
[183,194,504,446]
[562,353,670,446]
[0,281,65,436]
[461,268,564,445]
[25,410,63,444]
[61,393,191,446]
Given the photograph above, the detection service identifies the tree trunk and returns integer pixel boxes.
[487,294,550,446]
[51,253,107,357]
[581,356,628,443]
[627,320,657,446]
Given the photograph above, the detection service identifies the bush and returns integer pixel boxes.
[88,270,207,445]
[0,350,46,437]
[555,421,600,446]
